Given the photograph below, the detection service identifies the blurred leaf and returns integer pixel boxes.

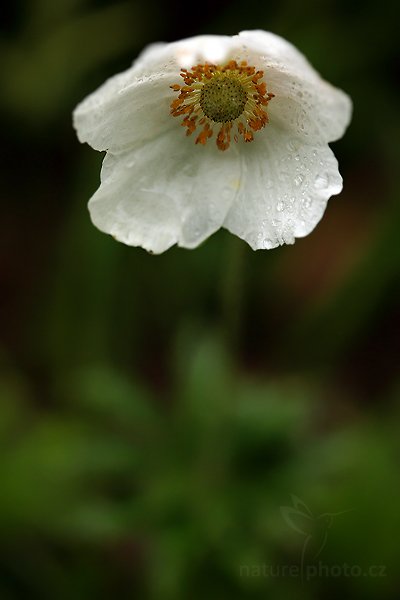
[61,363,158,428]
[1,2,148,122]
[0,417,136,533]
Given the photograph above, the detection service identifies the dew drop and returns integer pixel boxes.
[276,201,285,212]
[287,139,300,152]
[314,174,329,189]
[294,174,304,186]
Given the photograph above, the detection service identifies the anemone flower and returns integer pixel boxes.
[73,30,352,254]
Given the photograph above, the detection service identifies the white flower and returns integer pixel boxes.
[73,30,352,254]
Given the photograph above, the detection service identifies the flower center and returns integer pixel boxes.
[169,60,275,151]
[200,75,247,123]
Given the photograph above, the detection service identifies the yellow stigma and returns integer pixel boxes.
[169,60,275,151]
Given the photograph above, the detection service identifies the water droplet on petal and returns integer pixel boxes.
[314,174,329,189]
[276,201,285,212]
[287,139,300,152]
[294,174,304,186]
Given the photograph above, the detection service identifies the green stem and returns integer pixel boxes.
[220,235,247,351]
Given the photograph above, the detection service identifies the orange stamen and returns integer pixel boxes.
[169,59,274,151]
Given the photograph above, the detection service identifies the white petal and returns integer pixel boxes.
[134,35,235,72]
[162,34,233,69]
[73,35,237,155]
[237,30,352,144]
[134,42,167,67]
[73,69,178,154]
[266,70,352,144]
[238,30,321,80]
[222,129,343,250]
[88,130,240,253]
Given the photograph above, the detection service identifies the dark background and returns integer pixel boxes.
[1,0,399,598]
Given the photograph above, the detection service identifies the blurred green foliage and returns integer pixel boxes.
[1,0,399,598]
